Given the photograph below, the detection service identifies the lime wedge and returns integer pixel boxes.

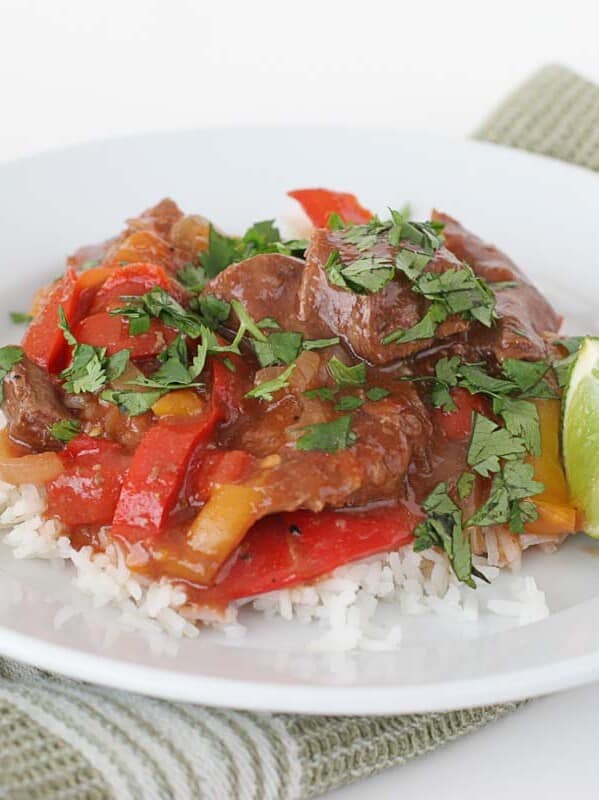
[562,337,599,537]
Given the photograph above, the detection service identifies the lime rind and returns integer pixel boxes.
[562,337,599,538]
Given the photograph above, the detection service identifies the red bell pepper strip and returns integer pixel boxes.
[46,435,131,527]
[74,311,176,358]
[197,505,420,606]
[288,188,373,227]
[431,387,490,441]
[23,269,82,373]
[188,450,253,505]
[112,415,218,542]
[90,262,182,314]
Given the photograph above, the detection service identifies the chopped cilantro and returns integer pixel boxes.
[246,363,296,401]
[323,249,395,295]
[112,288,205,339]
[304,387,336,401]
[296,414,357,452]
[457,471,475,500]
[384,261,496,345]
[334,395,364,411]
[0,345,24,402]
[327,212,346,230]
[466,460,543,534]
[199,226,239,277]
[257,317,281,329]
[467,413,525,477]
[413,482,476,588]
[502,358,557,399]
[197,295,231,330]
[552,336,584,388]
[9,312,33,325]
[365,386,390,402]
[492,396,541,456]
[101,388,164,417]
[49,418,81,443]
[177,263,207,293]
[198,220,308,278]
[59,307,130,395]
[327,356,366,387]
[303,337,341,351]
[253,332,303,367]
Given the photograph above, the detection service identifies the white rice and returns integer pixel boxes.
[0,477,550,652]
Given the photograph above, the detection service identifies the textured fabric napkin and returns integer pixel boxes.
[0,64,597,800]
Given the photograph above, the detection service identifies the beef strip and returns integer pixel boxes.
[432,211,560,361]
[223,351,432,511]
[205,253,309,331]
[298,229,471,364]
[2,357,74,452]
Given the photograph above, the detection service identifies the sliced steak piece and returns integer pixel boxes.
[298,228,471,365]
[432,211,560,361]
[2,357,73,452]
[204,253,309,331]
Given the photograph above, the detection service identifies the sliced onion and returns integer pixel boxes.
[0,452,63,485]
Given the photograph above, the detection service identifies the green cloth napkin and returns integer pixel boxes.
[0,64,596,800]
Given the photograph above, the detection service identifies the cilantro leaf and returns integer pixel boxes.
[303,337,341,351]
[466,460,543,534]
[552,337,584,388]
[9,312,33,325]
[493,396,541,456]
[385,262,496,345]
[502,359,557,398]
[112,288,205,339]
[467,413,525,477]
[0,345,24,403]
[296,414,357,452]
[198,220,306,278]
[49,418,81,443]
[365,386,390,402]
[176,263,207,293]
[253,332,303,367]
[334,395,364,411]
[457,471,475,500]
[58,307,131,395]
[199,226,239,277]
[257,317,281,329]
[413,482,475,587]
[304,387,336,401]
[197,295,231,330]
[327,356,366,387]
[101,388,164,416]
[245,363,296,402]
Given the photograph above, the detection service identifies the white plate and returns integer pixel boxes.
[0,129,598,715]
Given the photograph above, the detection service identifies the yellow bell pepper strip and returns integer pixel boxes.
[525,399,578,535]
[152,389,205,417]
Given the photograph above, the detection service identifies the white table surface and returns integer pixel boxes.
[1,1,599,797]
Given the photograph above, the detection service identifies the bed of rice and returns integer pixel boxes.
[0,474,550,652]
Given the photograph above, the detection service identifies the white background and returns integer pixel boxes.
[1,1,599,797]
[1,0,599,162]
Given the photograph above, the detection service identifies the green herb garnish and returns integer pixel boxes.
[413,482,479,588]
[9,312,33,325]
[327,356,366,388]
[245,363,296,401]
[59,308,130,394]
[0,345,24,403]
[466,460,543,534]
[365,386,390,402]
[296,414,357,452]
[49,418,81,443]
[253,332,303,368]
